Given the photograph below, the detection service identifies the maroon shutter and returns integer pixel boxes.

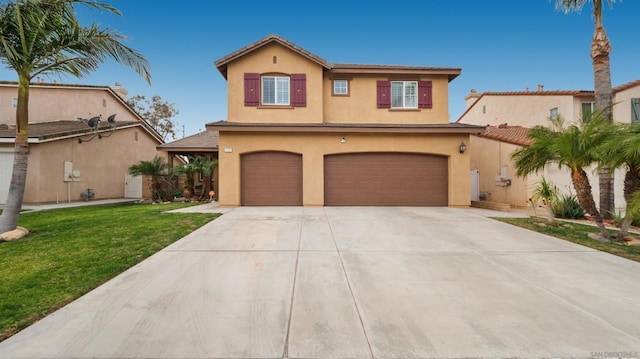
[244,73,259,106]
[377,80,390,108]
[291,73,306,107]
[418,80,432,109]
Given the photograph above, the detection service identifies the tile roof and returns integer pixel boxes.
[474,125,532,146]
[0,120,140,141]
[214,35,461,81]
[613,79,640,93]
[157,130,219,151]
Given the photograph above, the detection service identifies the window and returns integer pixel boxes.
[550,107,558,118]
[261,76,290,105]
[391,81,417,108]
[632,98,640,123]
[333,80,349,96]
[582,102,596,119]
[12,98,17,108]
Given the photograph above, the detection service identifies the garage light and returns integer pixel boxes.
[459,142,467,154]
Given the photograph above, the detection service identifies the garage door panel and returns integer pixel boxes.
[241,152,302,206]
[324,153,448,206]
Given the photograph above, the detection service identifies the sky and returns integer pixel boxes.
[1,0,639,139]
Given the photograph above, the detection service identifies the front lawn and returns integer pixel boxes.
[496,217,640,263]
[0,202,220,341]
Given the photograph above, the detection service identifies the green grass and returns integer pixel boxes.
[0,202,220,341]
[495,217,640,263]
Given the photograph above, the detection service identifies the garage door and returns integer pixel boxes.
[324,152,448,206]
[241,151,303,206]
[0,150,14,204]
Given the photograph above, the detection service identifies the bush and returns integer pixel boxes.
[551,194,586,219]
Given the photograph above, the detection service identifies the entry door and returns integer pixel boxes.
[124,174,142,198]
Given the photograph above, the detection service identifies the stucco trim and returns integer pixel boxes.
[206,121,483,134]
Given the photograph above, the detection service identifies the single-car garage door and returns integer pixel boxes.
[241,151,303,206]
[324,152,448,206]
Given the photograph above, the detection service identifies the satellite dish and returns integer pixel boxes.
[107,114,116,124]
[87,116,101,128]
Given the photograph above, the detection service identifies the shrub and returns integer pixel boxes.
[551,194,586,219]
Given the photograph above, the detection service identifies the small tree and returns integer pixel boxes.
[127,95,179,141]
[531,177,558,223]
[128,156,168,202]
[192,156,218,199]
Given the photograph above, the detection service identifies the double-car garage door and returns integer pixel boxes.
[240,151,448,206]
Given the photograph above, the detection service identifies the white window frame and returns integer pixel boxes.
[333,79,348,95]
[261,76,290,105]
[391,81,418,109]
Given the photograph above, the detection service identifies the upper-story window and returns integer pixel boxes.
[376,80,431,109]
[262,76,290,105]
[333,79,349,96]
[550,107,558,118]
[244,73,306,108]
[391,81,418,109]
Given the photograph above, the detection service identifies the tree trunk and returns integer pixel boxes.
[571,168,609,238]
[592,21,615,219]
[0,76,30,233]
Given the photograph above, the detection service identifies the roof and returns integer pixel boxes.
[157,130,219,152]
[613,79,640,93]
[206,121,484,134]
[473,125,532,146]
[0,120,141,142]
[214,35,461,81]
[215,34,330,78]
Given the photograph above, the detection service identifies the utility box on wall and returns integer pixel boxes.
[63,161,80,182]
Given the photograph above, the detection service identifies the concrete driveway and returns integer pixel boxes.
[1,207,639,358]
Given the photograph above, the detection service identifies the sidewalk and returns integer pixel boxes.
[2,198,141,212]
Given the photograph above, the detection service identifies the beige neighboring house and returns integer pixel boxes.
[208,35,483,207]
[0,81,166,204]
[458,81,640,210]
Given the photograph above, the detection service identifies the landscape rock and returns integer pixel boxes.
[587,232,610,243]
[0,226,29,242]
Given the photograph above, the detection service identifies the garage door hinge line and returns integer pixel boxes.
[324,207,376,359]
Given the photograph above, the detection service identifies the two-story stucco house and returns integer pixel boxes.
[0,81,166,204]
[207,35,482,207]
[459,81,640,210]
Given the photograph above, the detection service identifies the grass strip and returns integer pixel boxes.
[0,202,219,341]
[495,217,640,263]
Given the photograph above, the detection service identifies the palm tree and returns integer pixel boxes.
[554,0,617,219]
[0,0,151,233]
[128,156,168,202]
[173,159,198,199]
[531,177,559,223]
[192,156,217,199]
[512,113,612,239]
[599,123,640,240]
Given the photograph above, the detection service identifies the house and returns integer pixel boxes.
[459,81,640,210]
[207,35,482,207]
[0,81,166,204]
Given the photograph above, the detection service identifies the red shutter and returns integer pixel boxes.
[377,80,390,108]
[291,73,306,107]
[418,80,432,109]
[244,73,259,106]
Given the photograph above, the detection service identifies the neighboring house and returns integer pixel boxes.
[459,81,640,210]
[207,35,482,207]
[0,81,166,204]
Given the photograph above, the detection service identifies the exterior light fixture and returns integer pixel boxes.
[340,137,346,143]
[459,142,467,154]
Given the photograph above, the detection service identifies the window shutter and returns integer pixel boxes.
[377,80,390,108]
[418,81,432,109]
[632,98,640,123]
[291,74,306,107]
[244,73,260,106]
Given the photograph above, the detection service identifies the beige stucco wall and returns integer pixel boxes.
[226,43,324,124]
[460,94,589,127]
[0,84,135,126]
[470,136,531,207]
[323,75,450,124]
[218,132,470,207]
[22,126,166,203]
[613,86,640,124]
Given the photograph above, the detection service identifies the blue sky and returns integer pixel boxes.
[1,0,639,138]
